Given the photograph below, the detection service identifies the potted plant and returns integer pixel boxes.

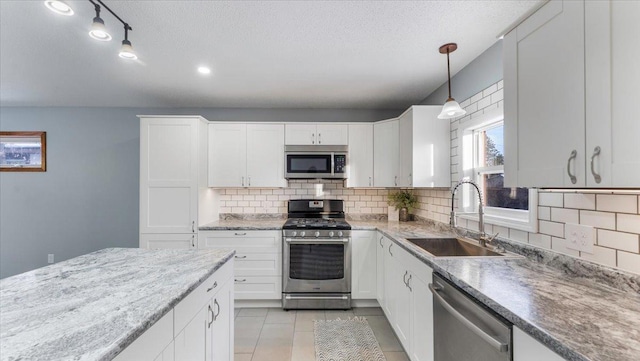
[388,190,418,222]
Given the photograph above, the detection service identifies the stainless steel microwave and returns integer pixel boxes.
[284,145,347,179]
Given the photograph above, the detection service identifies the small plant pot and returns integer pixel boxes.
[399,208,409,222]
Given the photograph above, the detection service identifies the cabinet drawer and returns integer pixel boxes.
[200,231,281,253]
[173,260,233,337]
[234,252,282,276]
[114,310,173,361]
[233,276,282,300]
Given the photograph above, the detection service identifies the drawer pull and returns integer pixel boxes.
[567,150,577,184]
[207,304,214,328]
[213,299,220,321]
[235,232,247,236]
[207,281,218,292]
[235,255,247,259]
[590,146,602,184]
[235,278,247,283]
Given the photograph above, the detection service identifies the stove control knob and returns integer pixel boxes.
[314,231,320,238]
[329,231,334,237]
[338,231,343,237]
[300,231,306,237]
[291,231,297,237]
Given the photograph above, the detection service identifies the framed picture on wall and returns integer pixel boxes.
[0,131,47,172]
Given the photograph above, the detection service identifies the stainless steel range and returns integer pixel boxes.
[282,199,351,310]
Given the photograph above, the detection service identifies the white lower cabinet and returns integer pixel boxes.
[513,327,566,361]
[200,230,282,300]
[376,232,434,361]
[115,261,234,361]
[140,233,197,249]
[351,230,377,299]
[375,234,385,306]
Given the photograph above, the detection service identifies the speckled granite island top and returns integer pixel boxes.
[202,218,640,361]
[0,247,235,361]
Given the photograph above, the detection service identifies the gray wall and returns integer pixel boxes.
[420,41,503,105]
[0,106,399,278]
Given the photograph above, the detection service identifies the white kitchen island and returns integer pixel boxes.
[0,247,234,361]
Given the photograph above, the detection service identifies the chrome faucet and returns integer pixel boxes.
[450,179,496,247]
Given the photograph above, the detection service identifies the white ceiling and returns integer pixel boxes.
[0,0,541,109]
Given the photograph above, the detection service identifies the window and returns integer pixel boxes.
[458,109,537,232]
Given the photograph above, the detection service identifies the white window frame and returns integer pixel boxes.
[457,107,538,233]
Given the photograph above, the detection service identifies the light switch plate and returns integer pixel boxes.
[565,223,594,254]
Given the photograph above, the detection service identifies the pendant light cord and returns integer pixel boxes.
[446,49,453,102]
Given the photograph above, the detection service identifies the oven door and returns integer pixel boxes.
[283,237,351,293]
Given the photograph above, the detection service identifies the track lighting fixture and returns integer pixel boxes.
[89,3,112,41]
[118,24,137,60]
[437,43,467,120]
[44,0,74,16]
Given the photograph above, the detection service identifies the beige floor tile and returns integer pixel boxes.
[383,351,410,361]
[290,331,316,361]
[234,353,253,361]
[251,323,295,361]
[235,316,265,354]
[366,316,404,352]
[324,309,355,320]
[238,308,269,317]
[353,307,384,316]
[265,308,297,324]
[294,310,326,332]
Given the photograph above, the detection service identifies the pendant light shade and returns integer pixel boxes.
[437,43,466,120]
[44,0,74,16]
[89,16,112,41]
[119,39,137,60]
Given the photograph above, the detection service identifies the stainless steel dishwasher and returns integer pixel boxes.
[430,273,512,361]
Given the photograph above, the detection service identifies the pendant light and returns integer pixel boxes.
[437,43,467,120]
[44,0,74,16]
[89,3,112,41]
[118,24,137,60]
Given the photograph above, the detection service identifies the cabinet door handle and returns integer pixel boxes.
[235,278,247,283]
[191,235,195,248]
[394,176,398,186]
[408,173,412,186]
[369,176,372,186]
[213,299,220,321]
[234,232,247,236]
[207,304,214,328]
[241,176,245,187]
[379,237,383,248]
[590,146,602,184]
[318,133,322,144]
[567,150,577,184]
[312,133,315,144]
[403,270,409,286]
[248,176,251,187]
[388,243,393,256]
[235,255,247,259]
[407,274,412,292]
[192,221,195,233]
[207,281,218,292]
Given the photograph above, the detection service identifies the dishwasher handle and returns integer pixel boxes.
[429,283,509,353]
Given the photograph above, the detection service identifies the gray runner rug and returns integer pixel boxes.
[314,317,387,361]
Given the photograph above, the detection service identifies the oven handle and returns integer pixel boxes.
[429,283,509,353]
[285,238,350,244]
[284,294,350,300]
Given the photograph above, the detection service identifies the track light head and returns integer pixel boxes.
[119,39,137,60]
[44,0,74,16]
[89,17,112,41]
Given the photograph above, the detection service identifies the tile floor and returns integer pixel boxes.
[234,307,409,361]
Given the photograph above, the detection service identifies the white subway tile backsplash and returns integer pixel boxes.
[538,206,551,221]
[539,220,564,238]
[580,210,616,230]
[580,246,617,268]
[529,233,552,248]
[470,91,483,104]
[597,229,639,253]
[491,89,504,103]
[617,214,640,234]
[564,193,595,210]
[551,237,580,257]
[477,96,491,110]
[497,80,504,90]
[509,229,529,243]
[539,192,563,207]
[597,194,638,214]
[617,251,640,274]
[482,84,498,97]
[551,208,579,224]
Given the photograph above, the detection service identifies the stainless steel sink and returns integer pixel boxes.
[405,238,504,257]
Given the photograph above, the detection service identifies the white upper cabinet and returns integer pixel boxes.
[346,123,374,187]
[374,119,400,187]
[585,0,640,187]
[505,0,639,188]
[208,123,286,188]
[246,124,286,188]
[284,123,348,145]
[140,117,199,234]
[208,124,247,188]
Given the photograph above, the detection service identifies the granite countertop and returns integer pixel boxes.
[0,247,235,361]
[199,219,285,230]
[198,218,640,360]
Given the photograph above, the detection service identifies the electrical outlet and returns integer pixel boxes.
[47,254,54,264]
[565,223,594,254]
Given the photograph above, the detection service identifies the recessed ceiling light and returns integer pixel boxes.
[44,0,74,16]
[197,66,212,75]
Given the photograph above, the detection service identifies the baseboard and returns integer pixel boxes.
[352,299,380,308]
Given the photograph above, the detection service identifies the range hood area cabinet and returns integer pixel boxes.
[208,123,286,188]
[285,123,348,145]
[373,106,451,188]
[347,123,375,187]
[504,0,640,188]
